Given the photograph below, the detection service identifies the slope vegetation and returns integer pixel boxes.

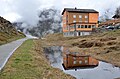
[0,16,25,45]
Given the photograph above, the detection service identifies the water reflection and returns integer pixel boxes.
[44,46,120,79]
[63,47,98,70]
[44,46,62,64]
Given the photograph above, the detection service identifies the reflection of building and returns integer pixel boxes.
[62,48,98,69]
[62,8,99,36]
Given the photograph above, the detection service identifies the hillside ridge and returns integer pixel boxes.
[0,16,25,45]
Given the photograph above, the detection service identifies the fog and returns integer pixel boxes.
[0,0,120,26]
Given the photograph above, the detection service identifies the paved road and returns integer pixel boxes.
[0,38,28,70]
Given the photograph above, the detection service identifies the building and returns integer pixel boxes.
[112,14,120,19]
[99,19,120,26]
[62,48,99,69]
[62,8,99,36]
[99,14,120,27]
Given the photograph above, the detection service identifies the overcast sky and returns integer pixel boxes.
[0,0,120,25]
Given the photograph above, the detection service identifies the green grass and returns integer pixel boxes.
[0,32,25,45]
[0,40,34,79]
[0,39,75,79]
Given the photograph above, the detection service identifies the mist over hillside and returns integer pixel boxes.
[13,8,62,37]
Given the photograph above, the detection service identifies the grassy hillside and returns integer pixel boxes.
[0,16,25,45]
[39,30,120,67]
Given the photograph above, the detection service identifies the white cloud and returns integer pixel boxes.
[3,12,21,22]
[0,0,120,25]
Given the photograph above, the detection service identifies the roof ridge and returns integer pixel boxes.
[62,8,98,15]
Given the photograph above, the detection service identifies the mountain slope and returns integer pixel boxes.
[0,16,25,45]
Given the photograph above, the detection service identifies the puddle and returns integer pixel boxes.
[44,46,120,79]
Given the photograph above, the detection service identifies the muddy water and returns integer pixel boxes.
[44,46,120,79]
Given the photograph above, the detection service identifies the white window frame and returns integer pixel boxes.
[79,61,82,64]
[73,15,76,18]
[85,60,88,64]
[85,15,88,18]
[73,20,76,23]
[85,21,88,23]
[73,61,77,64]
[79,15,82,18]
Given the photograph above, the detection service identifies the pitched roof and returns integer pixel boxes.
[62,8,99,15]
[112,14,120,18]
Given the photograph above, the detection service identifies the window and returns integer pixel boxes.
[80,18,82,22]
[67,20,68,24]
[73,20,76,23]
[73,61,77,64]
[81,25,84,28]
[78,25,81,28]
[79,61,82,64]
[85,60,88,64]
[70,26,74,29]
[88,25,91,28]
[66,15,68,23]
[73,15,76,18]
[85,15,88,18]
[85,25,87,28]
[79,15,82,18]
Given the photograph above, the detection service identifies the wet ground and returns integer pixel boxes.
[44,46,120,79]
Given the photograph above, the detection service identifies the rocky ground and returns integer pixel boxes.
[37,30,120,67]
